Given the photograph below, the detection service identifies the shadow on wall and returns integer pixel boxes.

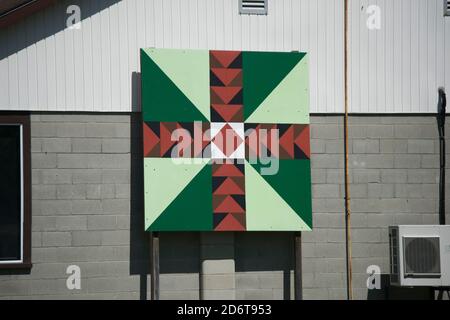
[235,232,295,300]
[129,72,202,300]
[0,0,121,60]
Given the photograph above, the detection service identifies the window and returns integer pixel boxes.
[0,115,31,269]
[239,0,268,15]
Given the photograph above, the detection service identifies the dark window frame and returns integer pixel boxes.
[0,114,31,269]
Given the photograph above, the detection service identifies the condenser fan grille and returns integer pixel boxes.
[403,237,441,277]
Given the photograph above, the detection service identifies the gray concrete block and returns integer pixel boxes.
[32,217,57,232]
[326,169,345,183]
[310,139,325,153]
[381,169,407,183]
[350,154,394,169]
[368,183,394,198]
[160,290,199,300]
[56,123,86,137]
[101,230,129,246]
[353,229,381,243]
[42,232,72,247]
[31,123,57,137]
[115,184,130,199]
[72,200,102,215]
[72,138,102,153]
[310,125,340,139]
[57,154,88,168]
[32,185,57,200]
[34,200,72,215]
[86,185,101,199]
[311,154,343,168]
[72,231,102,246]
[32,232,43,248]
[102,199,130,214]
[406,199,436,213]
[312,184,340,198]
[394,154,421,168]
[56,185,87,200]
[101,139,130,153]
[42,138,72,153]
[32,153,57,169]
[311,169,327,184]
[85,123,130,138]
[407,139,434,154]
[72,169,102,184]
[55,216,88,231]
[39,169,72,184]
[87,215,117,230]
[160,274,199,291]
[380,199,408,213]
[366,125,394,138]
[102,169,130,183]
[201,259,235,275]
[31,138,43,153]
[235,273,259,289]
[353,139,380,154]
[407,169,439,183]
[421,155,439,168]
[380,139,408,153]
[351,169,380,183]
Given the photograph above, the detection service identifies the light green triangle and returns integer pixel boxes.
[245,55,309,124]
[143,48,210,121]
[144,158,209,230]
[244,161,311,231]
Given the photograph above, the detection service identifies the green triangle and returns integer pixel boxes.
[142,48,210,121]
[244,161,311,231]
[144,158,210,230]
[248,159,312,228]
[243,51,305,121]
[246,55,309,124]
[147,161,213,231]
[140,49,208,122]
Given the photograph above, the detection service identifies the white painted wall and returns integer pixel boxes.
[0,0,448,113]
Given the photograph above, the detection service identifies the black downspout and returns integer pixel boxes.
[437,88,446,225]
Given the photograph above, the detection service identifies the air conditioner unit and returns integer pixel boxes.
[389,225,450,287]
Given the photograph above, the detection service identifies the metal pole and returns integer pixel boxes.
[150,232,160,300]
[294,232,302,300]
[344,0,353,300]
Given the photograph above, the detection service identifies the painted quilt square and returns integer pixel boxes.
[141,48,312,232]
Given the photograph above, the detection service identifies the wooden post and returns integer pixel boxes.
[150,232,160,300]
[294,232,302,300]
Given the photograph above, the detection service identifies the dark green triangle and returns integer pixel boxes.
[243,51,305,121]
[140,49,208,122]
[148,163,213,231]
[250,159,312,228]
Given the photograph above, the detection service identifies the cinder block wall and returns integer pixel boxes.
[0,113,448,300]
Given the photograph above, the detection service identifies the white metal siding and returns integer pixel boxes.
[0,0,448,113]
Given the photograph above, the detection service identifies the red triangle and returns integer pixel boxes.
[211,68,242,86]
[215,196,245,213]
[213,164,244,177]
[210,86,241,105]
[214,177,244,195]
[210,51,241,68]
[159,123,176,156]
[143,123,159,156]
[280,125,295,158]
[211,104,242,122]
[295,125,310,158]
[215,214,245,231]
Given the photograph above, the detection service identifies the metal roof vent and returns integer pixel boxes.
[445,0,450,16]
[239,0,268,15]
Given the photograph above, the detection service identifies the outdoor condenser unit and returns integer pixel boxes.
[389,225,450,287]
